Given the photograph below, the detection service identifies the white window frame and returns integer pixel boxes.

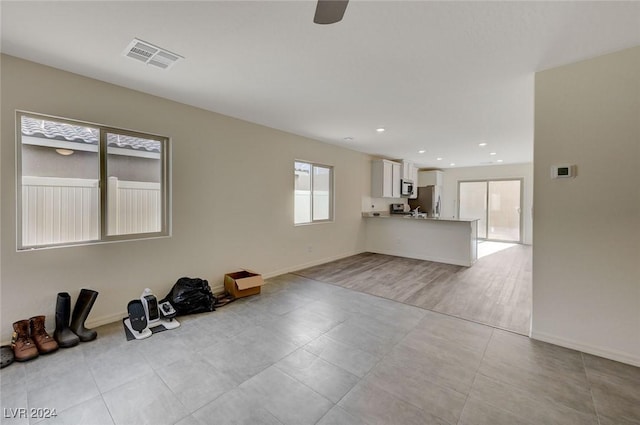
[16,111,171,250]
[294,160,334,225]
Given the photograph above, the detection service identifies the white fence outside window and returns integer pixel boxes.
[21,176,160,247]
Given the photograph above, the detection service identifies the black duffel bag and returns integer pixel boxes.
[162,277,216,316]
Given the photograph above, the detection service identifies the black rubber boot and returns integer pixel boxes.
[69,289,99,342]
[53,292,80,348]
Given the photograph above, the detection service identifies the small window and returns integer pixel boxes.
[16,112,170,249]
[294,160,333,224]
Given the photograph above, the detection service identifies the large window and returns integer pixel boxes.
[294,160,333,224]
[17,111,170,249]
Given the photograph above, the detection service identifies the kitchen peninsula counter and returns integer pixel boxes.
[362,212,478,266]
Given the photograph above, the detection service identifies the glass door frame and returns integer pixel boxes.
[457,178,524,244]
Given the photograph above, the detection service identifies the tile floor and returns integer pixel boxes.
[1,273,639,425]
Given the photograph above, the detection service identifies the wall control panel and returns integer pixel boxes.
[551,164,576,179]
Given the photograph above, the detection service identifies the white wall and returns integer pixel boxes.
[532,46,640,366]
[439,163,533,245]
[0,55,369,342]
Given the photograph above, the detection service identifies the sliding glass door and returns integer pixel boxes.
[459,179,522,242]
[459,181,488,238]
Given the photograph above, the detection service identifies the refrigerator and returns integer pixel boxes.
[408,185,441,217]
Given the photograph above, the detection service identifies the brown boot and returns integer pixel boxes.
[11,320,39,362]
[30,316,59,354]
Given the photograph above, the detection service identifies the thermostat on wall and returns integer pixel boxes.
[551,164,576,179]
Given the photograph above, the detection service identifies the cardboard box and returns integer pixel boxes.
[224,270,264,299]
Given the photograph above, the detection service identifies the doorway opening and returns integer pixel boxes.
[458,179,523,243]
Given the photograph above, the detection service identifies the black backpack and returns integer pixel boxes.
[162,277,216,316]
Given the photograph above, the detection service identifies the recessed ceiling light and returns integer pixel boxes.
[376,128,385,133]
[436,157,443,161]
[449,163,456,166]
[479,142,487,147]
[490,152,497,156]
[418,149,426,154]
[497,159,504,163]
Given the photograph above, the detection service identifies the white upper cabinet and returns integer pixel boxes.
[418,170,443,187]
[401,160,413,181]
[372,159,402,198]
[391,161,401,198]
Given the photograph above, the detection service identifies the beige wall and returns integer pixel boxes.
[533,46,640,366]
[0,55,369,342]
[439,163,534,245]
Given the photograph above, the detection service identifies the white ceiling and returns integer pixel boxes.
[2,1,639,169]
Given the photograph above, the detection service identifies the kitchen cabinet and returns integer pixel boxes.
[401,160,412,181]
[418,170,443,187]
[392,162,401,197]
[372,159,401,198]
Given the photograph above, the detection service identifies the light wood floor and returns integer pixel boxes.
[294,244,532,335]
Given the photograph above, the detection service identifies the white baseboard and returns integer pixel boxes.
[366,248,471,267]
[209,251,362,296]
[86,251,362,328]
[530,330,640,367]
[85,311,128,330]
[264,251,362,279]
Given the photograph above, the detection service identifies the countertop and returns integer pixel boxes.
[361,211,479,223]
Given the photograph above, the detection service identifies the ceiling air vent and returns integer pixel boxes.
[123,38,183,70]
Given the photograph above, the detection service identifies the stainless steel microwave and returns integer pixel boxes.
[401,179,413,197]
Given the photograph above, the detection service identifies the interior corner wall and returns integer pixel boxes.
[0,55,369,343]
[439,163,533,245]
[532,46,640,366]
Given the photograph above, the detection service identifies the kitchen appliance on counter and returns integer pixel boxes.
[408,185,441,217]
[390,203,408,214]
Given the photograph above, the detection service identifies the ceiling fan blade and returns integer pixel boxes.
[314,0,349,24]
